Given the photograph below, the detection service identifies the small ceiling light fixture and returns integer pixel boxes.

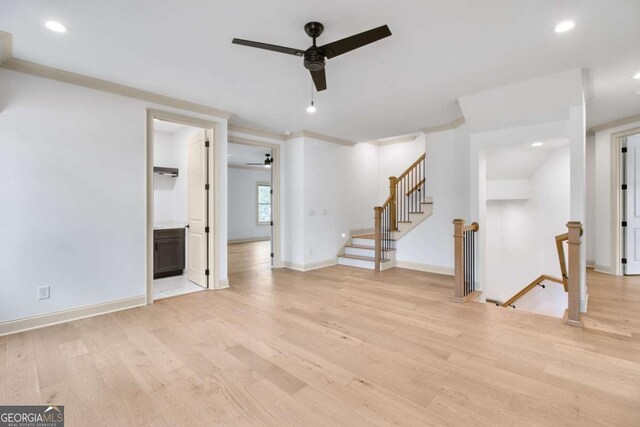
[554,20,575,33]
[531,141,544,147]
[633,72,640,80]
[306,81,317,114]
[45,21,69,33]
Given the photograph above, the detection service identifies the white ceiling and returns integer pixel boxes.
[228,142,271,166]
[2,1,639,141]
[486,138,569,180]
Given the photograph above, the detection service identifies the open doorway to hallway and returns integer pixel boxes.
[227,142,273,275]
[152,118,209,299]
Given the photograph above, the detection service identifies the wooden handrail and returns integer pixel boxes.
[397,153,426,181]
[555,232,569,291]
[405,178,426,197]
[453,219,480,302]
[462,223,479,232]
[501,274,563,308]
[497,222,583,328]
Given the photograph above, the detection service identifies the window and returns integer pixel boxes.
[257,183,271,225]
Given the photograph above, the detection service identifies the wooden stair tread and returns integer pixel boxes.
[339,254,390,262]
[346,244,395,251]
[352,233,396,241]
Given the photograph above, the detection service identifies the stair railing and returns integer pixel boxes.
[453,219,480,301]
[493,221,583,327]
[373,154,427,271]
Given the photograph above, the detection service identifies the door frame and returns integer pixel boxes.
[611,126,640,276]
[228,135,283,269]
[146,109,221,304]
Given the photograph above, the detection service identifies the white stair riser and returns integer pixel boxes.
[345,247,376,257]
[337,257,375,270]
[352,237,376,246]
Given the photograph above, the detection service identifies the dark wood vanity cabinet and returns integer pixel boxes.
[153,228,185,279]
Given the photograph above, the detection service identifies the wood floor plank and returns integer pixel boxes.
[1,243,639,426]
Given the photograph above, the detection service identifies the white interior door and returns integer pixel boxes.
[624,135,640,275]
[187,131,208,286]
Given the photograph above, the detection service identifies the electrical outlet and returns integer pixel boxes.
[38,286,50,300]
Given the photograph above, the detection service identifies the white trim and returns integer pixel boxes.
[228,237,270,244]
[0,296,145,337]
[218,278,230,289]
[284,259,337,272]
[228,124,285,141]
[228,164,269,171]
[594,264,613,274]
[591,114,640,133]
[422,117,466,134]
[147,109,222,304]
[2,58,232,120]
[0,31,12,66]
[395,261,454,276]
[610,126,640,276]
[284,131,355,146]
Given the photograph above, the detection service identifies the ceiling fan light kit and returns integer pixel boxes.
[232,22,392,93]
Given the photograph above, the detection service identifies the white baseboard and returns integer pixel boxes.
[0,295,146,337]
[594,264,614,275]
[283,259,337,272]
[228,237,270,244]
[217,278,230,289]
[395,260,454,276]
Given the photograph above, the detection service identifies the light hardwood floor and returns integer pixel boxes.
[1,250,639,425]
[228,240,271,275]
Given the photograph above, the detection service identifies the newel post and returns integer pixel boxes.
[564,221,583,327]
[453,219,465,301]
[374,207,383,271]
[389,176,397,231]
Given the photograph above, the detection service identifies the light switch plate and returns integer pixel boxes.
[38,286,50,300]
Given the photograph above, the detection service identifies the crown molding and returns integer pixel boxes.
[589,113,640,134]
[228,124,285,141]
[422,116,466,134]
[284,130,355,146]
[370,133,419,146]
[0,31,12,66]
[1,57,234,120]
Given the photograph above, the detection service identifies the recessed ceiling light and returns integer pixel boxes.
[531,142,544,147]
[45,21,69,33]
[554,20,575,33]
[634,72,640,80]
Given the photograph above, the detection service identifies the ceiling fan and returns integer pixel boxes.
[246,154,273,168]
[232,22,392,92]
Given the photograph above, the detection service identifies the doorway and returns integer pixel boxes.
[146,110,220,304]
[622,133,640,275]
[227,138,280,275]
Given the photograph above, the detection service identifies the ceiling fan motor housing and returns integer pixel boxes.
[304,47,325,71]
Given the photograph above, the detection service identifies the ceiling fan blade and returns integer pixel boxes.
[310,68,327,91]
[320,25,392,59]
[232,38,305,57]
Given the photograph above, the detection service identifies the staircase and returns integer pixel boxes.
[337,154,434,270]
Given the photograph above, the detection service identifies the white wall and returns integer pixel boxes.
[228,167,271,241]
[302,138,379,267]
[394,125,470,271]
[153,127,201,224]
[485,146,570,317]
[0,68,228,323]
[585,135,596,266]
